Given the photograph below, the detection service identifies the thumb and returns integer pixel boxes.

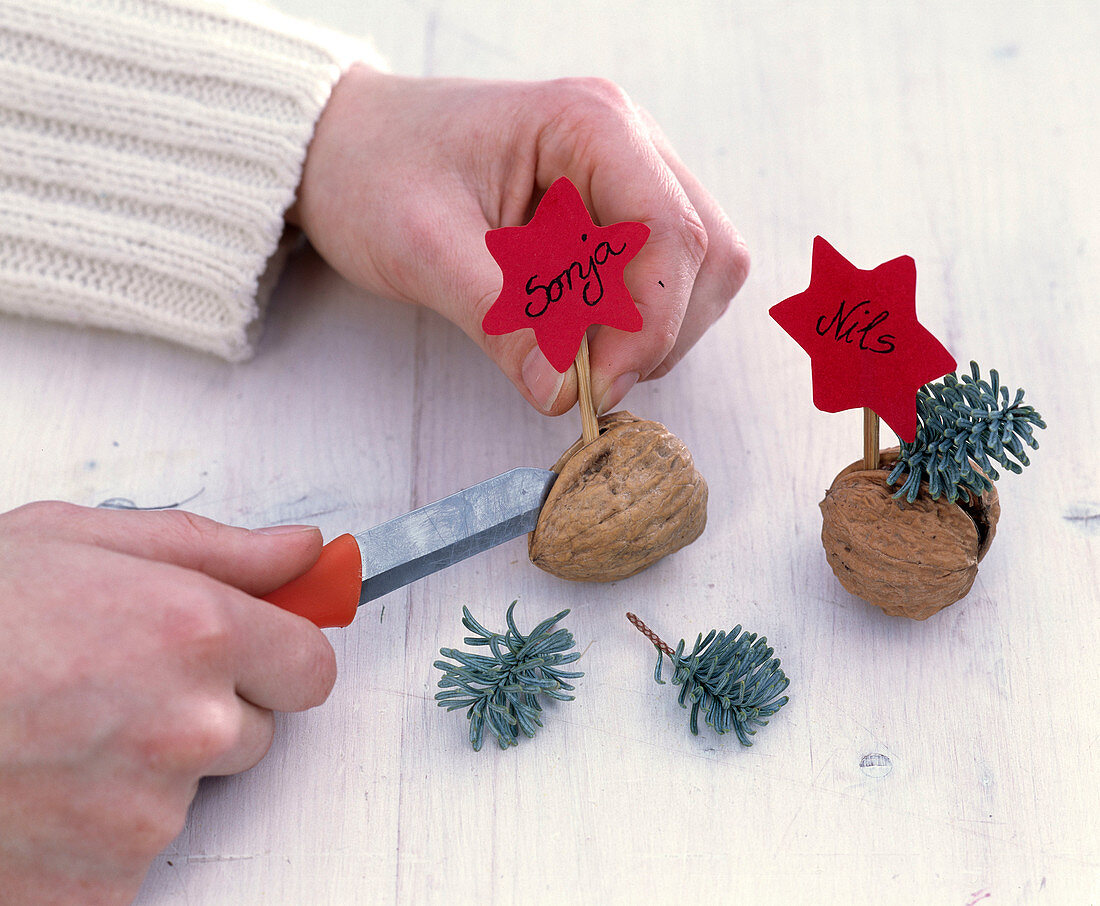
[18,502,323,596]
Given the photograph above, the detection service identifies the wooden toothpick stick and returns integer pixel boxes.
[575,333,599,445]
[863,407,880,470]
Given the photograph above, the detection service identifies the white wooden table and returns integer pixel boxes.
[2,1,1097,902]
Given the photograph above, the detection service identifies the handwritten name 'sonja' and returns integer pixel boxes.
[524,235,628,318]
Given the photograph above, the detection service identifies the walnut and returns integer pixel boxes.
[529,411,708,581]
[819,448,1000,620]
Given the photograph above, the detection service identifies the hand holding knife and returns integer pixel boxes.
[262,468,556,628]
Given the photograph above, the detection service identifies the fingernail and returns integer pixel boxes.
[597,372,639,415]
[254,524,319,535]
[522,347,566,412]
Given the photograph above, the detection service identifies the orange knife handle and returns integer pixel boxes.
[262,533,361,628]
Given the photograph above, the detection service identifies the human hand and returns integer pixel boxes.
[289,67,749,416]
[0,504,336,905]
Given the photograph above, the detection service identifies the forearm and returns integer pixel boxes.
[0,0,382,360]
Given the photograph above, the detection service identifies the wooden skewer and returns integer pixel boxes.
[576,333,599,445]
[863,407,880,470]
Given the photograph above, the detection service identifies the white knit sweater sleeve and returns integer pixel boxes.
[0,0,382,360]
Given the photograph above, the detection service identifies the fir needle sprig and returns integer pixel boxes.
[435,602,583,752]
[888,361,1046,503]
[626,613,789,746]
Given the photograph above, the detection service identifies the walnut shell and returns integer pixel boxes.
[819,448,1000,620]
[528,411,707,581]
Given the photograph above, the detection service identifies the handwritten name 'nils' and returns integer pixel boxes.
[524,235,628,318]
[815,299,895,354]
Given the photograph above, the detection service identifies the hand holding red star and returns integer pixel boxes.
[482,177,649,374]
[769,236,956,443]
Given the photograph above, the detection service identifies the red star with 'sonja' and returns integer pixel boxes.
[769,236,956,443]
[482,177,649,373]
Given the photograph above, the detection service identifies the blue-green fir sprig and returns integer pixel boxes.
[627,613,789,746]
[435,602,583,751]
[888,361,1046,503]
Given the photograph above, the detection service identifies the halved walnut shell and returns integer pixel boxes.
[529,411,708,582]
[820,448,1000,620]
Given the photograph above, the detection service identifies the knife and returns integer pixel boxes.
[261,467,556,628]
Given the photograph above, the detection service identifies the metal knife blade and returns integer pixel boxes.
[353,467,555,603]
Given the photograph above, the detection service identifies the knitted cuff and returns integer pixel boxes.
[0,0,383,360]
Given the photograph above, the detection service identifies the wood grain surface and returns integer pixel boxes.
[1,1,1096,903]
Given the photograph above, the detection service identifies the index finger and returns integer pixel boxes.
[532,79,709,409]
[631,104,750,381]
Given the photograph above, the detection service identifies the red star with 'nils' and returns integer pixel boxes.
[769,236,956,443]
[482,176,649,373]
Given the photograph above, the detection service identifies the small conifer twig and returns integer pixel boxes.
[627,612,790,746]
[435,602,583,752]
[888,361,1046,502]
[626,612,674,658]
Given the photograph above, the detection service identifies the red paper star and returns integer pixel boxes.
[482,177,649,373]
[769,236,956,443]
